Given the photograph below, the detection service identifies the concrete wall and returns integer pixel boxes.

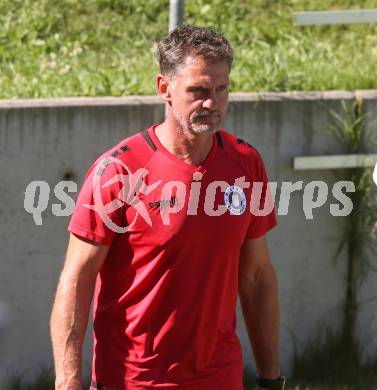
[0,92,376,385]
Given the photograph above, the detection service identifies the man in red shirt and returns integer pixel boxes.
[51,25,283,390]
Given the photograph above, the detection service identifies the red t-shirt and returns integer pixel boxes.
[68,125,276,390]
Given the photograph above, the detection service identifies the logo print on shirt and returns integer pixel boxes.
[149,196,177,209]
[224,185,246,215]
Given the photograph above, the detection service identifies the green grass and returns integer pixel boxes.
[2,369,91,390]
[4,368,374,390]
[0,0,377,98]
[290,329,377,390]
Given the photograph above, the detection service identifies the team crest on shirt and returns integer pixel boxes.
[224,186,246,215]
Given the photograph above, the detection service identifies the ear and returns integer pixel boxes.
[156,74,172,102]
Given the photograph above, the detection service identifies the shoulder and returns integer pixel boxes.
[89,129,153,175]
[107,130,152,164]
[218,128,265,174]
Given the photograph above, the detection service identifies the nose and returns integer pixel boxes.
[202,97,217,111]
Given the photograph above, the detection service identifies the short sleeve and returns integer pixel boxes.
[68,156,127,246]
[245,152,277,240]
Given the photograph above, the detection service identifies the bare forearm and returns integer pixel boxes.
[239,265,280,378]
[50,275,93,390]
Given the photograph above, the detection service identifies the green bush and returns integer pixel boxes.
[0,0,377,98]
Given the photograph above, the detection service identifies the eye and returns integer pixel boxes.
[194,87,208,94]
[217,85,228,92]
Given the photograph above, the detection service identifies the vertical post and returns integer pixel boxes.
[169,0,185,31]
[166,1,184,118]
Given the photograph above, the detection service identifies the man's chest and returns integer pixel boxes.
[123,155,254,249]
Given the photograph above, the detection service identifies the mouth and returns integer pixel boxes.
[193,112,221,122]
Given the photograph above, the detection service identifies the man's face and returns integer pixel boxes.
[168,55,230,136]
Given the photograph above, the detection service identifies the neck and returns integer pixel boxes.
[154,116,215,167]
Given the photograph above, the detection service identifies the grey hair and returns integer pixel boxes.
[157,24,233,78]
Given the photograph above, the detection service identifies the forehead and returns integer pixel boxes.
[174,55,230,84]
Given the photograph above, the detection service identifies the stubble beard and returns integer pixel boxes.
[173,109,221,136]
